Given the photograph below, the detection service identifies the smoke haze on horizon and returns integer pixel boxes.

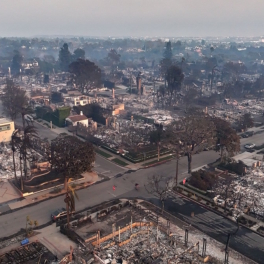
[0,0,263,38]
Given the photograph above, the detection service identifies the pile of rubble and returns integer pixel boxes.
[233,167,264,216]
[0,241,56,264]
[0,142,45,180]
[95,225,203,264]
[59,200,254,264]
[0,144,20,179]
[214,166,264,218]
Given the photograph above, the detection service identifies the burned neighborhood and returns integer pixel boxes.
[1,1,264,263]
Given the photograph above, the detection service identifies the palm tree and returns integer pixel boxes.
[19,125,38,181]
[11,129,22,186]
[64,178,79,228]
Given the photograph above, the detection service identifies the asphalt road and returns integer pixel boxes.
[1,116,262,262]
[151,194,264,264]
[0,166,264,263]
[0,149,219,238]
[240,130,264,151]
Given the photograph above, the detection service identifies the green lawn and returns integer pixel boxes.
[95,149,112,158]
[112,158,129,166]
[142,155,174,166]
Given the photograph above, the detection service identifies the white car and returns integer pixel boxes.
[244,143,255,149]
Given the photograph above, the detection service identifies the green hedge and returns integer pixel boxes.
[56,107,71,127]
[95,149,112,158]
[123,149,172,163]
[101,145,119,154]
[36,106,71,127]
[217,161,245,175]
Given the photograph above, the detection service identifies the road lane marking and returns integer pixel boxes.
[108,191,117,197]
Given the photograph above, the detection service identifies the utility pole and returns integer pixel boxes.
[175,147,179,188]
[130,72,132,94]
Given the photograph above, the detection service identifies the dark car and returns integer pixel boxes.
[51,208,67,221]
[241,133,249,138]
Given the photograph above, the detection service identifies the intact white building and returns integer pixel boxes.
[0,118,15,142]
[65,111,88,127]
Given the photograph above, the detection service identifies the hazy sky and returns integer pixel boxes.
[0,0,263,38]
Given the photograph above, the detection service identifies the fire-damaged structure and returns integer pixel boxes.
[58,199,254,264]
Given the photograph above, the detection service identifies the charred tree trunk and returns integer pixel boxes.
[64,176,68,191]
[187,152,192,174]
[19,154,23,191]
[21,115,28,179]
[220,146,224,162]
[12,149,18,185]
[161,199,164,215]
[157,143,160,161]
[65,192,70,228]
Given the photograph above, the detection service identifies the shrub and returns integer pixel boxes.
[188,170,218,191]
[237,216,247,225]
[50,186,62,194]
[70,183,77,189]
[218,160,245,175]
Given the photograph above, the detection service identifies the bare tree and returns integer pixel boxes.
[145,175,172,214]
[167,109,216,173]
[1,79,28,121]
[213,117,240,162]
[186,111,215,174]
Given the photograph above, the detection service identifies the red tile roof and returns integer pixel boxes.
[67,115,88,122]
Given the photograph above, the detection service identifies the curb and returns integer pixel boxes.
[22,174,87,197]
[95,152,130,169]
[0,180,99,216]
[8,179,24,197]
[143,157,174,168]
[173,190,264,238]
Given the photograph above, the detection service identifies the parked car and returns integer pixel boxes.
[244,143,255,149]
[241,131,254,138]
[241,133,249,138]
[51,208,67,221]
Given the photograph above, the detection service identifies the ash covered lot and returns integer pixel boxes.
[59,199,255,264]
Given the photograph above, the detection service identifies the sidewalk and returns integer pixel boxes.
[0,224,76,259]
[7,172,99,211]
[36,224,76,259]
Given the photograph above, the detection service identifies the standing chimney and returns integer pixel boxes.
[80,111,83,116]
[136,73,141,95]
[112,88,115,99]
